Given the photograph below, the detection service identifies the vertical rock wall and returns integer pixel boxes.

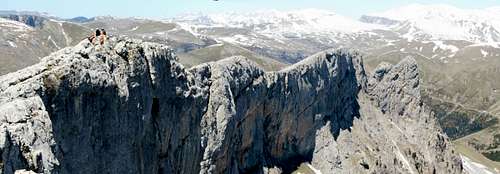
[0,39,462,174]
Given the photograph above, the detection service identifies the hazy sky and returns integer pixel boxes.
[4,0,500,19]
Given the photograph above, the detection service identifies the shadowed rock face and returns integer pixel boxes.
[0,38,462,174]
[3,15,45,28]
[195,47,364,174]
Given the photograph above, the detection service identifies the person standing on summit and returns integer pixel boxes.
[87,28,107,45]
[99,28,107,45]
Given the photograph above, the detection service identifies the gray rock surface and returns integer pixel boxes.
[3,15,45,28]
[0,38,462,173]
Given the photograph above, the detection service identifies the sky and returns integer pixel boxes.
[3,0,500,19]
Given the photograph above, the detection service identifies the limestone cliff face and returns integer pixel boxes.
[0,38,462,174]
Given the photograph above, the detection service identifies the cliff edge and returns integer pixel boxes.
[0,38,462,173]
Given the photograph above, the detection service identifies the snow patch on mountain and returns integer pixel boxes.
[467,42,500,48]
[7,40,17,48]
[367,4,500,43]
[0,17,33,32]
[480,49,489,57]
[461,155,496,174]
[175,22,202,36]
[57,21,70,46]
[47,35,60,49]
[174,9,384,35]
[431,41,459,53]
[218,34,262,46]
[129,26,139,31]
[372,4,467,21]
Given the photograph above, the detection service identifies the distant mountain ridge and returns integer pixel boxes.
[365,4,500,43]
[170,5,500,65]
[68,16,94,23]
[173,9,382,34]
[174,5,500,45]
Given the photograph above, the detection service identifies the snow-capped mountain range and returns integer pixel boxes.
[3,4,500,67]
[164,4,500,67]
[174,4,500,45]
[372,4,500,43]
[173,9,382,34]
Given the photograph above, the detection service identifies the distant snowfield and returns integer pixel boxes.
[461,155,497,174]
[431,41,459,53]
[370,4,500,43]
[174,4,500,45]
[0,18,32,32]
[7,40,17,48]
[167,4,500,66]
[174,9,384,35]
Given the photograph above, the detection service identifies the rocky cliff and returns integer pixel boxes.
[2,15,45,28]
[0,38,462,174]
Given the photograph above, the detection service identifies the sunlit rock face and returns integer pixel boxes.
[0,38,462,174]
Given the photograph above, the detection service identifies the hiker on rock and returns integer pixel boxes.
[99,28,107,45]
[87,28,107,45]
[87,30,96,43]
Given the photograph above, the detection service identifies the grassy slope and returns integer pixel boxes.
[0,19,90,75]
[177,42,289,71]
[454,133,500,173]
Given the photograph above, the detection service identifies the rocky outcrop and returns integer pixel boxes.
[3,15,45,28]
[0,38,462,174]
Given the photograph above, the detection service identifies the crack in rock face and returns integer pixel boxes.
[0,38,463,174]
